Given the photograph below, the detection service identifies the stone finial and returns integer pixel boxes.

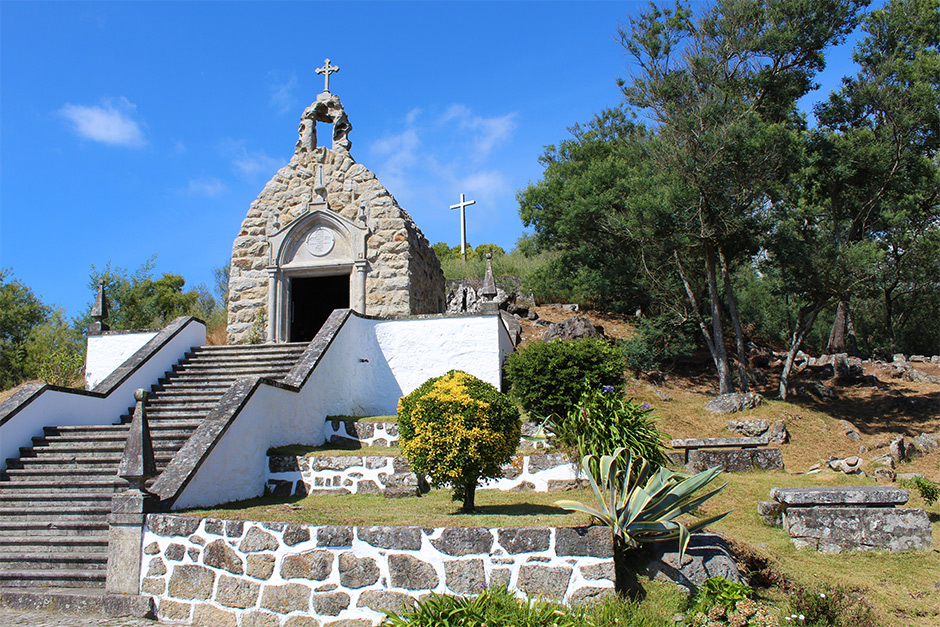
[117,389,157,492]
[480,253,499,315]
[88,279,110,335]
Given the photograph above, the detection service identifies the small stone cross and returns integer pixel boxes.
[449,193,476,261]
[316,58,340,93]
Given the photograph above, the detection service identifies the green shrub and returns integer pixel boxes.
[620,317,695,374]
[897,475,939,505]
[785,583,878,627]
[503,337,624,419]
[550,387,667,467]
[381,585,583,627]
[689,576,753,614]
[397,370,520,512]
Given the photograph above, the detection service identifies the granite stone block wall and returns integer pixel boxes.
[267,452,582,498]
[141,515,615,626]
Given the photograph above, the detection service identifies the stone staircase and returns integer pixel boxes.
[0,343,307,593]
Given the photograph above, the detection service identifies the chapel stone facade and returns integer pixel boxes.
[226,87,444,344]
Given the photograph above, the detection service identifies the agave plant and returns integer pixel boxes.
[556,447,729,562]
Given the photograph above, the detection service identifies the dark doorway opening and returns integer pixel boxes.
[290,274,349,342]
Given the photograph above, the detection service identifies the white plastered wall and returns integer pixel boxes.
[0,320,205,472]
[172,314,512,509]
[85,331,159,389]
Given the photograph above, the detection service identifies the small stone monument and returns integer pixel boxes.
[88,279,110,335]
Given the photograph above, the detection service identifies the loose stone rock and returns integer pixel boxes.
[705,392,763,414]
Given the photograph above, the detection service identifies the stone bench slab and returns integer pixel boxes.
[670,436,769,449]
[685,448,784,473]
[783,506,932,552]
[770,486,909,507]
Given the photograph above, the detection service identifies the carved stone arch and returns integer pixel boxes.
[265,208,368,342]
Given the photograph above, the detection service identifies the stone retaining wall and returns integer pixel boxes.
[267,452,582,498]
[141,515,614,626]
[323,420,547,451]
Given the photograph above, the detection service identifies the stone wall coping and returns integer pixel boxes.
[0,316,203,428]
[150,310,352,508]
[770,486,909,506]
[671,436,769,449]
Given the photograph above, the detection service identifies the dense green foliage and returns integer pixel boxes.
[397,370,520,512]
[503,337,624,419]
[620,318,696,375]
[551,388,667,468]
[82,256,222,331]
[518,0,940,396]
[382,583,695,627]
[785,583,878,627]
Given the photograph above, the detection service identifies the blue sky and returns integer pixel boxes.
[1,1,870,320]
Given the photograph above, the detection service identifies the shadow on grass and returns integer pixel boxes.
[451,503,572,517]
[929,512,940,524]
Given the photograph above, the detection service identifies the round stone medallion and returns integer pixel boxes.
[305,228,335,256]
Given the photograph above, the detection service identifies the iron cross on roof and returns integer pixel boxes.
[316,58,340,93]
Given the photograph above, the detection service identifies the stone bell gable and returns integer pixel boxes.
[227,90,444,344]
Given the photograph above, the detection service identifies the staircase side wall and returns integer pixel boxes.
[0,317,205,471]
[85,330,159,389]
[169,313,512,510]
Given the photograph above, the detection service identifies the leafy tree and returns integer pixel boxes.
[397,370,520,512]
[83,256,220,330]
[0,269,52,389]
[25,310,85,387]
[619,0,865,393]
[811,0,940,354]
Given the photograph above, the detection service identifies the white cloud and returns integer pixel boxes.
[221,140,283,178]
[185,178,226,197]
[59,97,146,147]
[267,71,298,114]
[436,105,517,160]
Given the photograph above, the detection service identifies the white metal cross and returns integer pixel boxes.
[316,58,340,93]
[449,193,476,261]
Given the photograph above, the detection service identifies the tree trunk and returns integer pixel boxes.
[675,252,719,371]
[826,299,850,354]
[780,304,825,400]
[884,286,896,354]
[613,537,647,601]
[461,481,476,513]
[705,245,734,394]
[720,248,749,393]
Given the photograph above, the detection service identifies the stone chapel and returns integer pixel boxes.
[226,66,445,344]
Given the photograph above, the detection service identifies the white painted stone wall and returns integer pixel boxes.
[172,314,511,510]
[85,330,158,389]
[141,515,615,626]
[0,319,205,472]
[267,452,582,496]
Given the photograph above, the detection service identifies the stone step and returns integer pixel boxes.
[0,569,106,588]
[0,536,108,551]
[3,466,122,478]
[23,441,184,456]
[0,494,115,509]
[146,393,228,404]
[12,453,174,465]
[0,480,124,492]
[0,553,107,570]
[0,521,108,536]
[0,506,111,521]
[189,343,307,356]
[143,401,218,412]
[179,354,302,366]
[37,430,190,443]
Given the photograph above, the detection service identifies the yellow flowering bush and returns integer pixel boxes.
[397,370,520,512]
